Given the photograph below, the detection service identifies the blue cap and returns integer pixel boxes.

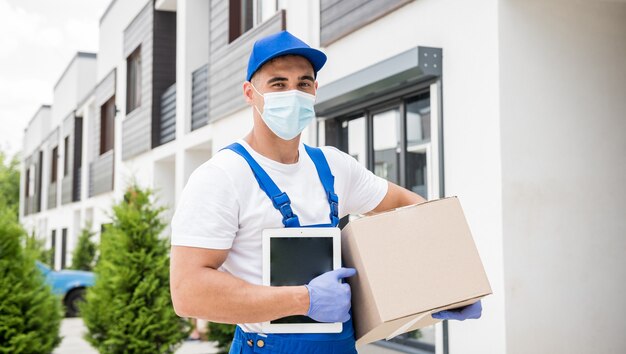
[246,30,327,82]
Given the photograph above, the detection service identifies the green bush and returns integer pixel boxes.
[80,185,190,354]
[206,322,236,353]
[0,151,20,214]
[24,232,53,268]
[0,209,62,354]
[70,223,97,271]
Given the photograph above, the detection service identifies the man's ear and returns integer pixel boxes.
[243,81,254,104]
[314,81,319,91]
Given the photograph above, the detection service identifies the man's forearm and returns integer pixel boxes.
[171,266,309,324]
[370,181,427,214]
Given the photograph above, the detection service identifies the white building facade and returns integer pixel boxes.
[19,1,626,353]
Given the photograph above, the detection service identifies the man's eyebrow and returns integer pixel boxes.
[299,75,315,82]
[265,75,315,84]
[266,77,288,84]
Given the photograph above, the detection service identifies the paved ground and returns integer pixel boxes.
[53,318,220,354]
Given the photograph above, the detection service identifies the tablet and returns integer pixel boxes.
[262,227,342,333]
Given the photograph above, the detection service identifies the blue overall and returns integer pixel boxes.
[224,142,357,354]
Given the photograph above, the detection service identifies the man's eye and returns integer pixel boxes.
[299,82,311,87]
[272,83,285,88]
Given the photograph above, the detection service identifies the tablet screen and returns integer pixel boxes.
[270,236,334,324]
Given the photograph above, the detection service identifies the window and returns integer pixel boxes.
[25,167,30,197]
[322,89,439,352]
[229,0,283,42]
[100,96,116,155]
[63,136,69,177]
[126,46,141,113]
[51,146,58,183]
[61,228,67,269]
[50,229,56,269]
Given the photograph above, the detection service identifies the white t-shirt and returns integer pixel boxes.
[170,139,388,333]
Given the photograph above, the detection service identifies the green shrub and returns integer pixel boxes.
[24,232,53,267]
[0,209,62,354]
[80,185,190,354]
[70,223,97,271]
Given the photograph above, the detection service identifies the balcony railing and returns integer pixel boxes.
[191,64,208,131]
[158,83,176,146]
[47,182,57,210]
[61,175,72,205]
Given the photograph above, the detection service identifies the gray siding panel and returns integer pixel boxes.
[96,69,116,106]
[191,64,209,130]
[320,0,413,46]
[122,2,153,160]
[208,10,285,122]
[124,2,152,56]
[321,0,343,11]
[209,0,229,55]
[89,151,114,197]
[122,110,151,160]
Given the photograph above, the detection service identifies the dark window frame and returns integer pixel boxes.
[126,46,142,114]
[229,0,254,43]
[51,146,58,183]
[50,229,56,269]
[100,96,116,155]
[320,87,438,353]
[63,136,70,177]
[25,167,31,197]
[61,228,67,269]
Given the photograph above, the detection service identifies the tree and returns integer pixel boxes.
[80,185,190,354]
[70,223,97,271]
[0,150,20,214]
[0,209,62,354]
[24,232,53,267]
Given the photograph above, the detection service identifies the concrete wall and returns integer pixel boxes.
[320,0,505,353]
[52,55,96,127]
[499,0,626,353]
[23,106,52,157]
[98,0,151,81]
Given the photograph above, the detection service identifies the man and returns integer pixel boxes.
[170,31,481,353]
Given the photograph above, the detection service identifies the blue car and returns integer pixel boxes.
[35,261,95,317]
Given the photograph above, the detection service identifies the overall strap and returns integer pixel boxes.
[222,143,301,227]
[304,145,339,227]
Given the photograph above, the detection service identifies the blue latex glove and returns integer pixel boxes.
[304,267,357,323]
[432,300,482,321]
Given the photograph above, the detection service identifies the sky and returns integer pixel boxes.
[0,0,110,160]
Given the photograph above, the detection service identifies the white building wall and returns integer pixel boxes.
[52,67,77,127]
[97,0,151,80]
[23,106,52,157]
[77,59,97,103]
[318,1,505,353]
[498,0,626,353]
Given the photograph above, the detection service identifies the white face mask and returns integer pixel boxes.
[251,84,316,141]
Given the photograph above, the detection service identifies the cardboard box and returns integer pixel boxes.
[341,197,492,346]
